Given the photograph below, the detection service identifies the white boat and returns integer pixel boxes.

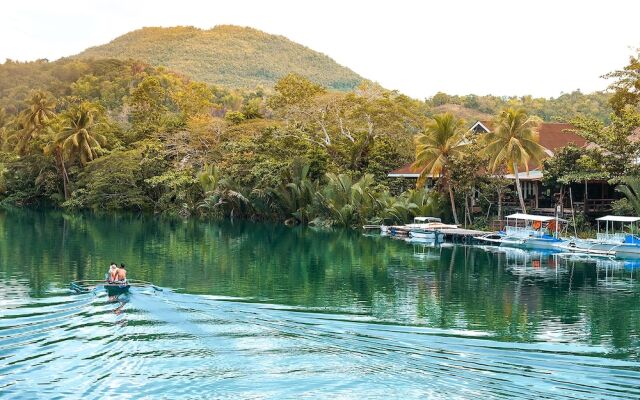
[408,229,445,241]
[564,216,640,257]
[406,217,456,241]
[476,213,568,250]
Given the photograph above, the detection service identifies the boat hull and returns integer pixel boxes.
[104,283,130,295]
[409,230,444,241]
[476,233,566,250]
[567,240,640,257]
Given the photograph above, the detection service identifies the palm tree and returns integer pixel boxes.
[197,164,252,219]
[413,113,467,224]
[616,176,640,215]
[483,108,547,213]
[267,163,317,224]
[10,90,56,154]
[56,102,106,166]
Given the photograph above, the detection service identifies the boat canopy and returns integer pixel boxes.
[596,215,640,222]
[414,217,441,223]
[506,213,566,222]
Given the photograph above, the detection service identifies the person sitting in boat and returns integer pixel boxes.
[106,262,118,283]
[113,263,127,284]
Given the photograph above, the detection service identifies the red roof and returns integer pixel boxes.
[389,122,588,176]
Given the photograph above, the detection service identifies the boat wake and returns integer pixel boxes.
[1,287,640,399]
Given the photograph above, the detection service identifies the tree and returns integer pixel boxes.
[542,144,607,213]
[129,76,168,134]
[413,113,467,224]
[616,176,640,216]
[571,108,640,177]
[483,108,547,213]
[10,90,56,155]
[56,102,107,166]
[604,51,640,115]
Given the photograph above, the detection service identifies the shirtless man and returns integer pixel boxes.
[114,263,127,283]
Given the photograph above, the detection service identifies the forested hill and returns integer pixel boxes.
[75,25,363,91]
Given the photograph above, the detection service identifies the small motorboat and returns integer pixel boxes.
[104,282,130,296]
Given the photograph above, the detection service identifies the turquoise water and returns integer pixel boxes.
[1,210,640,399]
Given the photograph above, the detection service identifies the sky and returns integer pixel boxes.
[2,0,639,99]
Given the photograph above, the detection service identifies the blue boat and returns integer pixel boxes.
[477,213,567,250]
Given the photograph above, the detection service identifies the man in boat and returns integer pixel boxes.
[114,263,127,283]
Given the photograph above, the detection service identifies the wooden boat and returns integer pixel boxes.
[104,282,130,295]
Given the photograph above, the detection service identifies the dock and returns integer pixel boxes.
[440,228,487,244]
[386,225,488,244]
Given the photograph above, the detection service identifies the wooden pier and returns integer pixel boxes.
[439,228,487,244]
[386,225,488,244]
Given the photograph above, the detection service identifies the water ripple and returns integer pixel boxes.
[1,287,639,399]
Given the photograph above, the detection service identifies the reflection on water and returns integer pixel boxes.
[1,210,640,398]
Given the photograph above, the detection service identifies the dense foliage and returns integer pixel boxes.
[427,90,612,123]
[75,25,363,91]
[2,40,640,228]
[0,56,441,226]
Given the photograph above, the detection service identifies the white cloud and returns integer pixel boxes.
[1,0,638,98]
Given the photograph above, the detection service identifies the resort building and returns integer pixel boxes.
[388,120,619,215]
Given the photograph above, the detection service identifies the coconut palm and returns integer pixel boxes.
[10,91,56,154]
[483,108,547,213]
[56,102,106,166]
[413,113,467,224]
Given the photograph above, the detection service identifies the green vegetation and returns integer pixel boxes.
[483,108,548,213]
[75,25,363,91]
[1,31,640,228]
[413,113,467,224]
[427,90,612,123]
[0,55,436,226]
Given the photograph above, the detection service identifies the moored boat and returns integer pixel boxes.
[563,216,640,257]
[476,213,567,250]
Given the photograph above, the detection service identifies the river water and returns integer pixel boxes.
[1,210,640,399]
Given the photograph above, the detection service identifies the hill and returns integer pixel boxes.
[75,25,363,91]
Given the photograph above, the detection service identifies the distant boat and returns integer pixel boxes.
[477,213,567,250]
[409,229,445,241]
[563,216,640,257]
[397,217,456,241]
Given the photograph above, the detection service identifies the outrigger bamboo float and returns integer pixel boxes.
[561,216,640,257]
[70,279,162,294]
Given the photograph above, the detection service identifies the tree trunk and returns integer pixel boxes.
[448,180,459,225]
[497,189,503,220]
[56,147,70,201]
[559,185,565,216]
[466,193,473,225]
[513,162,526,213]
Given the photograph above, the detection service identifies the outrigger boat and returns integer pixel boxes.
[562,216,640,257]
[477,213,568,250]
[390,217,457,241]
[70,279,161,294]
[103,282,130,295]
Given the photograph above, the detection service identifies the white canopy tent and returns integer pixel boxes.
[506,213,568,223]
[596,216,640,222]
[596,215,640,234]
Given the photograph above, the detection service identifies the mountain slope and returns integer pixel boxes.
[75,25,363,91]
